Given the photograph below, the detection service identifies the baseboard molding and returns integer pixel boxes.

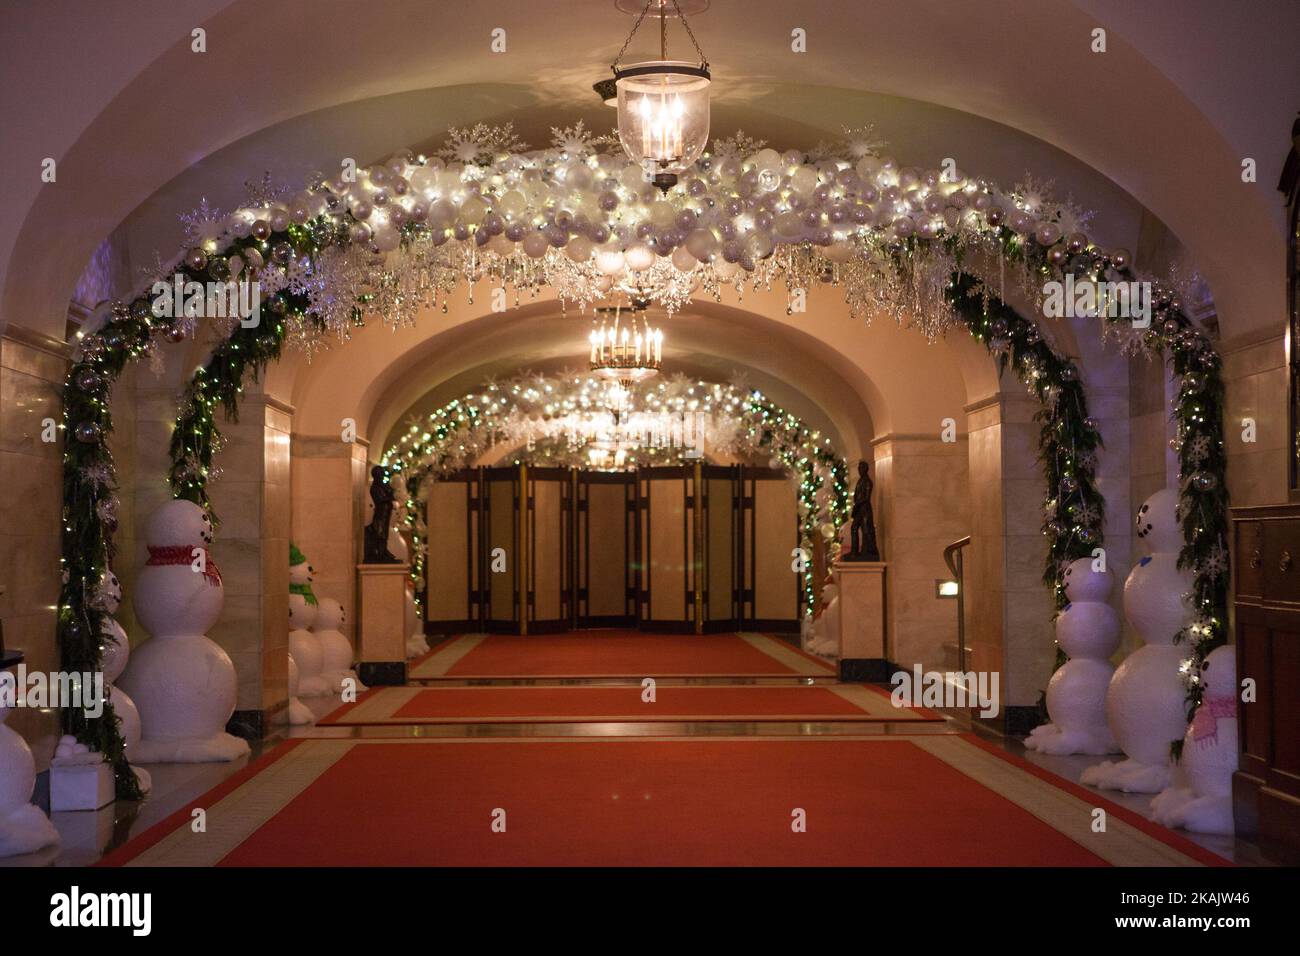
[577,616,637,628]
[838,658,896,682]
[227,709,265,741]
[359,661,407,686]
[425,619,477,634]
[974,705,1042,738]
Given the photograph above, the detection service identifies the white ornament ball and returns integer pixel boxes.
[624,243,655,271]
[522,231,549,259]
[595,249,625,275]
[92,569,123,614]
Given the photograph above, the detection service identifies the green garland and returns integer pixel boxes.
[972,228,1230,715]
[379,377,851,615]
[59,302,154,800]
[58,166,1231,790]
[947,271,1106,607]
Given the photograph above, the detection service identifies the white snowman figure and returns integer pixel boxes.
[287,543,329,697]
[1151,644,1238,834]
[1024,558,1120,755]
[0,673,61,856]
[119,499,249,762]
[1081,489,1193,793]
[289,599,329,698]
[288,543,318,630]
[314,597,363,692]
[286,653,315,726]
[404,581,427,659]
[804,580,841,658]
[91,569,151,792]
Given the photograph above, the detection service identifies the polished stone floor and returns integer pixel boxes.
[1,639,1270,866]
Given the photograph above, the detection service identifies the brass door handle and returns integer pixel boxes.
[1281,550,1294,573]
[1250,549,1262,569]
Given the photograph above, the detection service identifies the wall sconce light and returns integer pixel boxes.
[935,579,959,599]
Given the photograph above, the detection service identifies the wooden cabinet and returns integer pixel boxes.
[1232,504,1300,863]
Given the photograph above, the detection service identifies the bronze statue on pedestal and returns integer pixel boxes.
[363,465,401,564]
[846,459,880,562]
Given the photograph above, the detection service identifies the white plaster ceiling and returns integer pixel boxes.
[1,0,1293,348]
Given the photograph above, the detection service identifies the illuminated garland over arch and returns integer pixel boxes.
[377,372,851,612]
[59,124,1227,793]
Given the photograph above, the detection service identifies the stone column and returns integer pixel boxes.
[964,395,1055,731]
[204,395,293,738]
[290,434,370,646]
[871,434,970,675]
[0,325,68,775]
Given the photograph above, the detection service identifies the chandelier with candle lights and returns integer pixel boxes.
[588,299,664,385]
[611,0,712,192]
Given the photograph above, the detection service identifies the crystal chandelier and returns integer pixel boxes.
[610,0,711,192]
[588,300,664,386]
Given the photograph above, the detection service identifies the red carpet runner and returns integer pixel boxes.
[99,735,1225,867]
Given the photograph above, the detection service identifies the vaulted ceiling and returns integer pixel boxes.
[2,0,1294,348]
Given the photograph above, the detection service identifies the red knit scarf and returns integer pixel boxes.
[146,545,222,587]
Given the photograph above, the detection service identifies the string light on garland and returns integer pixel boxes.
[379,372,849,615]
[58,123,1231,787]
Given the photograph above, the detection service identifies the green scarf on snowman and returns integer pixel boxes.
[289,542,318,606]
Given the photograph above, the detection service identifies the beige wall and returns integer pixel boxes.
[1221,331,1290,508]
[289,435,367,644]
[872,435,970,673]
[0,327,68,773]
[203,397,291,717]
[964,395,1056,709]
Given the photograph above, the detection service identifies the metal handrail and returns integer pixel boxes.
[943,536,972,674]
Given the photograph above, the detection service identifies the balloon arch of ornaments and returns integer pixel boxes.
[377,371,851,615]
[58,122,1229,795]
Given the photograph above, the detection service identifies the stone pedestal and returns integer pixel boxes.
[356,564,409,685]
[834,561,888,681]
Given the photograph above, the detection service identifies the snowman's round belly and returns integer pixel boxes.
[1056,602,1120,659]
[134,565,223,638]
[1122,556,1193,646]
[1105,643,1188,765]
[118,635,236,740]
[0,723,37,812]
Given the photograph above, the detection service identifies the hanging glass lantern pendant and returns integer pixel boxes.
[612,0,711,192]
